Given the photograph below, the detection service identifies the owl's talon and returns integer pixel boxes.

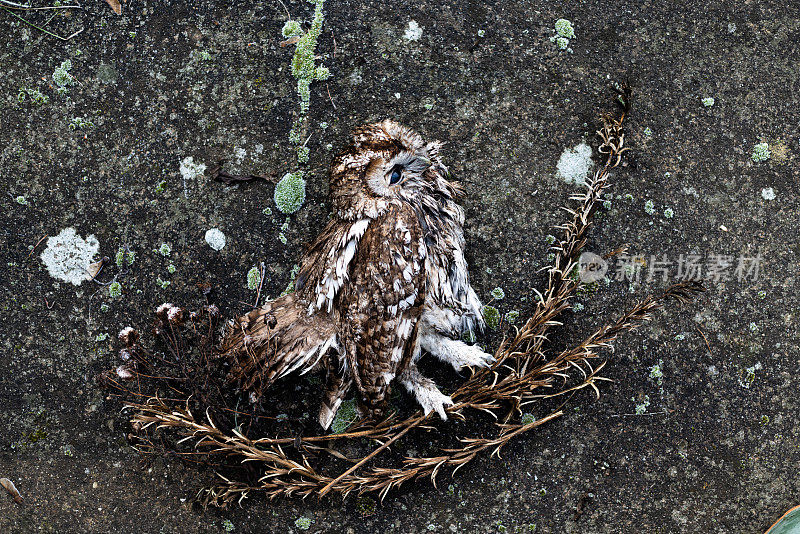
[419,389,453,420]
[450,343,495,371]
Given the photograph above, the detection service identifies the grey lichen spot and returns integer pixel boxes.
[52,60,75,95]
[108,281,122,298]
[294,516,313,530]
[247,266,261,290]
[739,363,762,389]
[179,156,206,199]
[330,399,357,434]
[482,305,500,329]
[556,142,593,185]
[521,413,536,425]
[40,228,100,286]
[634,395,650,415]
[649,360,664,385]
[751,142,771,163]
[205,228,226,251]
[490,287,505,300]
[555,19,575,39]
[404,20,423,41]
[550,19,575,52]
[96,63,118,84]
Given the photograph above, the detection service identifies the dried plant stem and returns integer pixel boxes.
[0,6,84,40]
[318,417,423,497]
[123,277,700,502]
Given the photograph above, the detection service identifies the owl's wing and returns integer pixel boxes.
[295,216,372,313]
[295,218,343,296]
[221,293,338,396]
[336,203,427,419]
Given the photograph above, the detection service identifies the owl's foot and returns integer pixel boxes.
[421,334,495,372]
[417,385,454,420]
[399,364,454,420]
[449,342,495,371]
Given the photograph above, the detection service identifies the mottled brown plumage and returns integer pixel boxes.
[337,203,426,419]
[221,120,493,429]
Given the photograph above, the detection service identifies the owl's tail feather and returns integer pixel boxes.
[319,354,353,430]
[220,293,337,399]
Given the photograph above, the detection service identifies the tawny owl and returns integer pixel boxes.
[221,120,493,429]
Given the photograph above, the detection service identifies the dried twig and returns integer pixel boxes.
[1,1,82,11]
[695,324,712,356]
[0,6,83,40]
[253,262,265,308]
[210,161,277,185]
[326,83,336,110]
[25,234,47,261]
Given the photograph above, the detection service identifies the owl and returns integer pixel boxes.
[222,120,494,430]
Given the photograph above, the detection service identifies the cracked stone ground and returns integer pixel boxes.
[1,1,798,533]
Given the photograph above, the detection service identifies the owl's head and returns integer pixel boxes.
[329,120,460,220]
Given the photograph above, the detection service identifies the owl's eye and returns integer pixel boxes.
[389,164,403,185]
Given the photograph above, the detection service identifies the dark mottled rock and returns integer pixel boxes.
[1,1,798,533]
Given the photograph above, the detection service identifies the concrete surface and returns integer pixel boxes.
[1,1,798,532]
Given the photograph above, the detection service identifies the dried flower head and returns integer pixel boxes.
[118,326,139,347]
[116,365,135,380]
[167,306,185,324]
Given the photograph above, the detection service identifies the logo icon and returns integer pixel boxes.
[578,252,608,283]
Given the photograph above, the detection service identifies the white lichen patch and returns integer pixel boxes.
[761,187,776,201]
[404,20,423,41]
[205,228,226,251]
[556,142,593,185]
[179,156,207,198]
[40,227,100,285]
[232,146,247,165]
